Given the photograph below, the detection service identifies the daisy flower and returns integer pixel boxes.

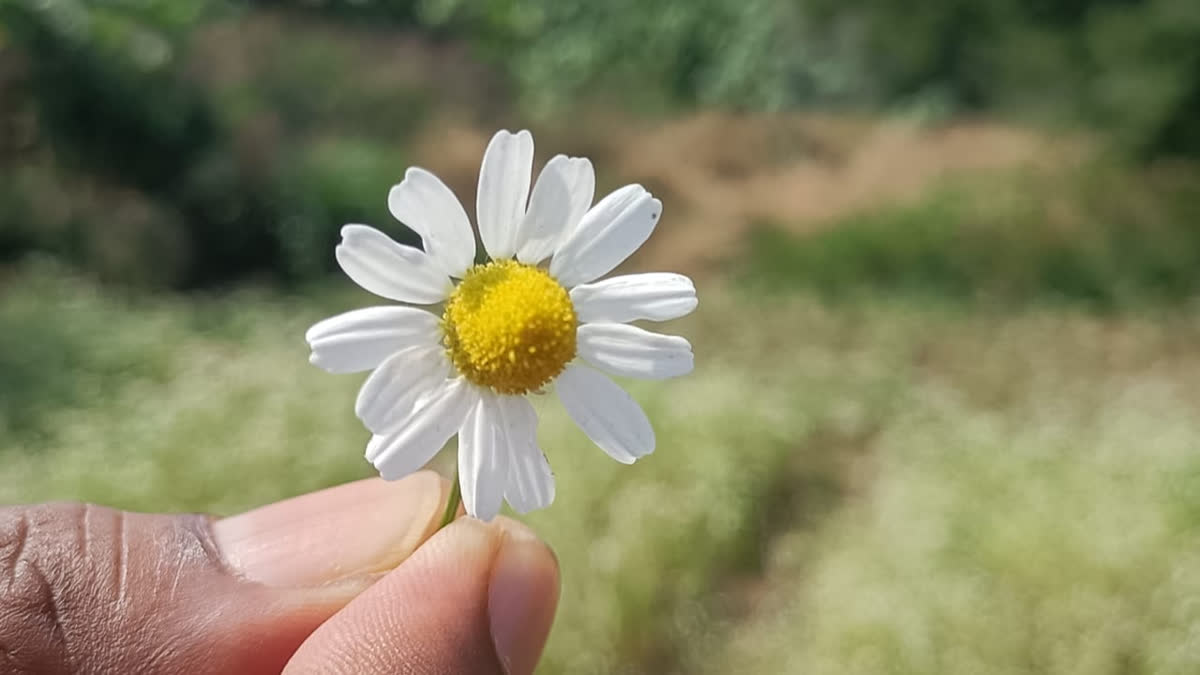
[306,130,697,521]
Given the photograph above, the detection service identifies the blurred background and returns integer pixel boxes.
[3,0,1200,672]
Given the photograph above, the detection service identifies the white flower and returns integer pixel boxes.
[306,130,697,521]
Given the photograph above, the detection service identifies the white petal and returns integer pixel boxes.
[354,345,450,434]
[556,364,654,464]
[305,306,441,374]
[388,167,476,277]
[570,273,698,323]
[477,129,533,260]
[576,322,694,380]
[336,225,453,304]
[503,396,555,514]
[367,378,477,480]
[557,156,595,242]
[514,157,575,265]
[458,393,509,521]
[549,185,661,288]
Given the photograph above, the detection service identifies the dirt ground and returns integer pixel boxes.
[412,112,1089,279]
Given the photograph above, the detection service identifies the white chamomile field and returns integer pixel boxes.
[305,129,697,521]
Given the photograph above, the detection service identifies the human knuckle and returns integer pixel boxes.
[0,505,223,673]
[0,504,91,674]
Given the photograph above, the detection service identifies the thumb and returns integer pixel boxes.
[0,472,449,674]
[284,516,560,675]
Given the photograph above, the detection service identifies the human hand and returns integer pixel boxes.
[0,472,559,674]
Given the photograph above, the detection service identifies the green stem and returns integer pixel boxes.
[438,470,462,530]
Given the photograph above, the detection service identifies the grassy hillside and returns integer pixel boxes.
[3,261,1198,674]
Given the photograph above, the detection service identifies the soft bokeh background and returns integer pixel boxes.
[3,1,1200,672]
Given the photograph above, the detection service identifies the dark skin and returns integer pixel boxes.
[0,472,560,674]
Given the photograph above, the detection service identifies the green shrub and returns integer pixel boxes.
[0,1,429,287]
[4,0,1199,291]
[420,0,825,112]
[740,163,1200,308]
[418,0,1200,156]
[275,137,418,280]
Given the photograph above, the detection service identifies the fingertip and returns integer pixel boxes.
[488,517,560,675]
[282,514,559,674]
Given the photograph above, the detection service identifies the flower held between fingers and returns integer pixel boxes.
[306,129,697,521]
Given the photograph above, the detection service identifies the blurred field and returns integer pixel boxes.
[3,257,1200,674]
[4,2,1200,673]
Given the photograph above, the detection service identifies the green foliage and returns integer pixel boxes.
[0,1,431,286]
[3,0,1200,290]
[0,259,174,439]
[0,0,267,285]
[275,137,418,279]
[421,0,829,112]
[699,300,1200,675]
[741,163,1200,308]
[1083,0,1200,156]
[423,0,1200,155]
[247,0,423,24]
[813,0,1200,156]
[0,0,220,188]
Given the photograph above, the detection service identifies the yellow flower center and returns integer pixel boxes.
[442,259,577,395]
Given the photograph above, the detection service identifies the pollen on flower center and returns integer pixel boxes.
[442,259,576,395]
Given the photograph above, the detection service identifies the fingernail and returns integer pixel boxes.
[488,518,561,675]
[213,472,448,588]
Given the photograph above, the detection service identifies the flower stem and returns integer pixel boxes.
[438,470,462,530]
